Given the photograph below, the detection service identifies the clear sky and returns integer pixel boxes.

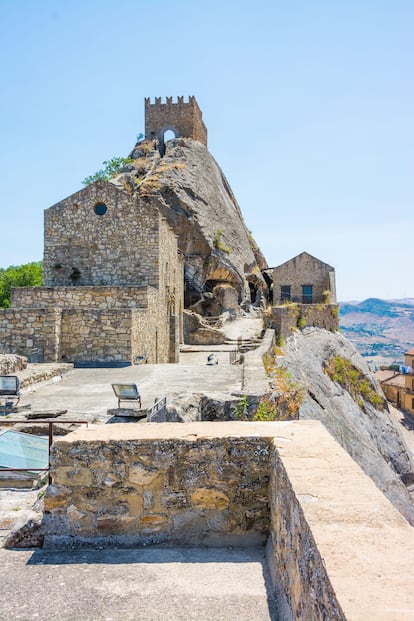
[0,0,412,300]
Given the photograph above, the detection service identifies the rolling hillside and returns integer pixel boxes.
[339,298,414,365]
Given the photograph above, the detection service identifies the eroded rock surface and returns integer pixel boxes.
[113,138,267,309]
[283,327,414,524]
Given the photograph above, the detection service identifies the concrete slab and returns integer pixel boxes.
[0,546,277,621]
[16,356,242,421]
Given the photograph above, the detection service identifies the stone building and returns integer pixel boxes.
[272,251,337,305]
[375,370,406,408]
[402,349,414,414]
[0,181,184,365]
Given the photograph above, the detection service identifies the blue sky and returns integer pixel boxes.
[0,0,412,300]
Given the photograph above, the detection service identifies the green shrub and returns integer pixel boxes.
[82,157,134,186]
[324,355,385,411]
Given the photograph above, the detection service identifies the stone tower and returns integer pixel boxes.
[144,96,207,150]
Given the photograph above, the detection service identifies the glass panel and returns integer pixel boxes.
[0,430,48,471]
[0,376,19,395]
[281,286,291,301]
[112,384,139,399]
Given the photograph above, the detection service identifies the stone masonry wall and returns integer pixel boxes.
[43,182,162,288]
[59,309,132,363]
[145,96,207,146]
[270,304,339,340]
[43,426,271,546]
[34,421,414,620]
[268,443,346,621]
[11,286,150,310]
[0,308,61,361]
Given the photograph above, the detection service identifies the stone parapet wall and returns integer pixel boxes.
[270,304,338,339]
[268,445,346,621]
[44,423,271,546]
[11,286,150,310]
[241,329,275,396]
[22,421,414,619]
[0,308,61,361]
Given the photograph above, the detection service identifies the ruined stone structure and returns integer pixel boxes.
[272,251,337,305]
[145,96,207,150]
[0,181,184,365]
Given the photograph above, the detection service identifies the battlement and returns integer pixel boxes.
[145,95,207,148]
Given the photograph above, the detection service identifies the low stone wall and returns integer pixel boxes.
[268,446,346,621]
[35,421,414,621]
[1,287,178,365]
[11,286,150,310]
[270,304,338,340]
[241,328,274,396]
[0,308,61,361]
[43,423,272,546]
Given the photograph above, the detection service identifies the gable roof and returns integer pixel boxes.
[269,252,335,272]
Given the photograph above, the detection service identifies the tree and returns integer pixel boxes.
[0,261,42,308]
[82,157,134,186]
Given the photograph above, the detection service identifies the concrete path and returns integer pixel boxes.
[0,546,277,621]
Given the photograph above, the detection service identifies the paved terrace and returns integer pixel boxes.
[16,349,242,421]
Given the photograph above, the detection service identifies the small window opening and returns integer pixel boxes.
[94,203,107,216]
[281,285,291,302]
[302,285,313,304]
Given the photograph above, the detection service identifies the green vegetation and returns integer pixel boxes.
[0,261,42,308]
[213,229,231,253]
[297,317,307,329]
[324,355,385,411]
[82,157,134,186]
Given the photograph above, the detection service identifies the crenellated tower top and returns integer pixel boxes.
[144,96,207,148]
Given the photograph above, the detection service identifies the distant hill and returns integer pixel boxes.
[339,298,414,365]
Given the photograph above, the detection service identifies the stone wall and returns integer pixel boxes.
[13,421,414,620]
[43,182,163,288]
[145,96,207,146]
[268,445,346,621]
[270,304,339,340]
[11,286,149,310]
[43,424,271,546]
[0,308,61,361]
[60,309,133,364]
[1,286,179,364]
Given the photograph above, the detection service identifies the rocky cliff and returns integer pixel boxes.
[111,138,267,311]
[282,327,414,525]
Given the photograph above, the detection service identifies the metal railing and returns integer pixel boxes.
[273,297,332,305]
[0,419,88,484]
[147,396,167,422]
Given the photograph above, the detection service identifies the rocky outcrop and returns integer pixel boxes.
[0,354,27,375]
[114,138,267,310]
[183,310,225,345]
[282,327,414,524]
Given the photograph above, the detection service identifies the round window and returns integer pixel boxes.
[94,202,107,216]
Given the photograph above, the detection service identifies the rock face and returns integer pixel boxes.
[115,138,267,310]
[283,327,414,524]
